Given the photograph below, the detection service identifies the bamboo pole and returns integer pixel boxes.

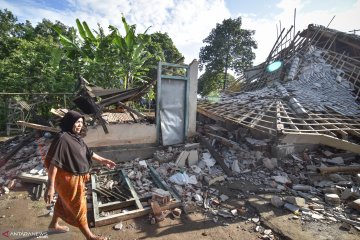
[317,166,360,175]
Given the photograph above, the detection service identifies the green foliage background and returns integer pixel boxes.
[0,9,258,134]
[198,17,257,96]
[0,9,183,133]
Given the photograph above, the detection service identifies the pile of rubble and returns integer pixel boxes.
[1,125,360,236]
[0,133,52,199]
[196,125,360,231]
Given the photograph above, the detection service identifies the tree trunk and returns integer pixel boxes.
[223,53,229,90]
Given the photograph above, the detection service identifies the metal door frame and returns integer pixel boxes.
[156,62,190,145]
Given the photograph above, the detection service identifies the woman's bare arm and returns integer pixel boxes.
[92,153,116,169]
[44,163,57,204]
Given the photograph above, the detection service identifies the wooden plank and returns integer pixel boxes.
[249,102,275,128]
[199,135,233,176]
[17,121,59,133]
[204,132,245,153]
[307,119,337,137]
[120,169,143,210]
[281,132,360,154]
[94,201,182,227]
[278,102,298,130]
[98,199,137,212]
[332,115,360,138]
[149,166,181,201]
[311,114,348,139]
[92,167,182,227]
[91,174,100,226]
[18,172,48,184]
[199,106,276,134]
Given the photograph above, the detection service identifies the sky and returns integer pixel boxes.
[1,0,359,67]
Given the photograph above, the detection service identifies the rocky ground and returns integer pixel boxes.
[0,181,359,240]
[1,126,360,240]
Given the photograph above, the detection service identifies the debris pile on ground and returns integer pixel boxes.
[194,124,360,232]
[0,133,52,198]
[1,123,360,236]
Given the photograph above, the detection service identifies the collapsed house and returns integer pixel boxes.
[0,61,203,228]
[197,24,360,155]
[1,25,360,238]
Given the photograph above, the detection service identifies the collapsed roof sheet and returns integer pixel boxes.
[198,24,360,153]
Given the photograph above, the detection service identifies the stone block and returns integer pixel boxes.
[325,193,341,206]
[348,199,360,211]
[187,150,199,166]
[204,175,225,186]
[152,189,171,206]
[285,196,306,207]
[175,151,190,167]
[271,196,284,208]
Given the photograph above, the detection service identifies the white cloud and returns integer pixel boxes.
[1,0,231,64]
[1,0,359,67]
[240,0,360,65]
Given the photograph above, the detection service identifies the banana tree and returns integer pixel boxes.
[53,19,119,87]
[53,25,82,76]
[109,16,152,89]
[53,16,153,89]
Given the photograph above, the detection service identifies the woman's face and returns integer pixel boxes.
[72,118,84,134]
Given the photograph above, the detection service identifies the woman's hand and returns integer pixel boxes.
[101,159,116,169]
[92,153,117,169]
[44,185,55,204]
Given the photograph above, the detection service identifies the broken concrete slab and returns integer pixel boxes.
[284,196,306,207]
[203,175,225,186]
[325,193,341,206]
[187,150,199,166]
[349,199,360,212]
[175,151,190,167]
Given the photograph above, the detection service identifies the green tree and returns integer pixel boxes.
[148,32,183,63]
[145,32,184,80]
[0,10,75,123]
[0,10,74,94]
[0,9,21,60]
[109,16,152,89]
[199,17,257,91]
[35,19,72,39]
[1,36,73,93]
[198,70,236,96]
[54,16,154,89]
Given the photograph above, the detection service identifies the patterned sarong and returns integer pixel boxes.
[53,167,90,228]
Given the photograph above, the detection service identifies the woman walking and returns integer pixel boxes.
[44,110,116,240]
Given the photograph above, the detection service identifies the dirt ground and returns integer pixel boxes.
[0,186,264,240]
[1,181,359,240]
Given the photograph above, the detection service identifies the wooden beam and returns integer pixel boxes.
[94,201,181,227]
[116,101,146,119]
[276,101,284,132]
[250,102,275,128]
[278,102,298,130]
[317,166,360,175]
[311,114,348,139]
[204,132,247,153]
[120,169,143,210]
[199,135,233,176]
[149,166,181,201]
[281,132,360,154]
[18,172,48,184]
[17,121,59,133]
